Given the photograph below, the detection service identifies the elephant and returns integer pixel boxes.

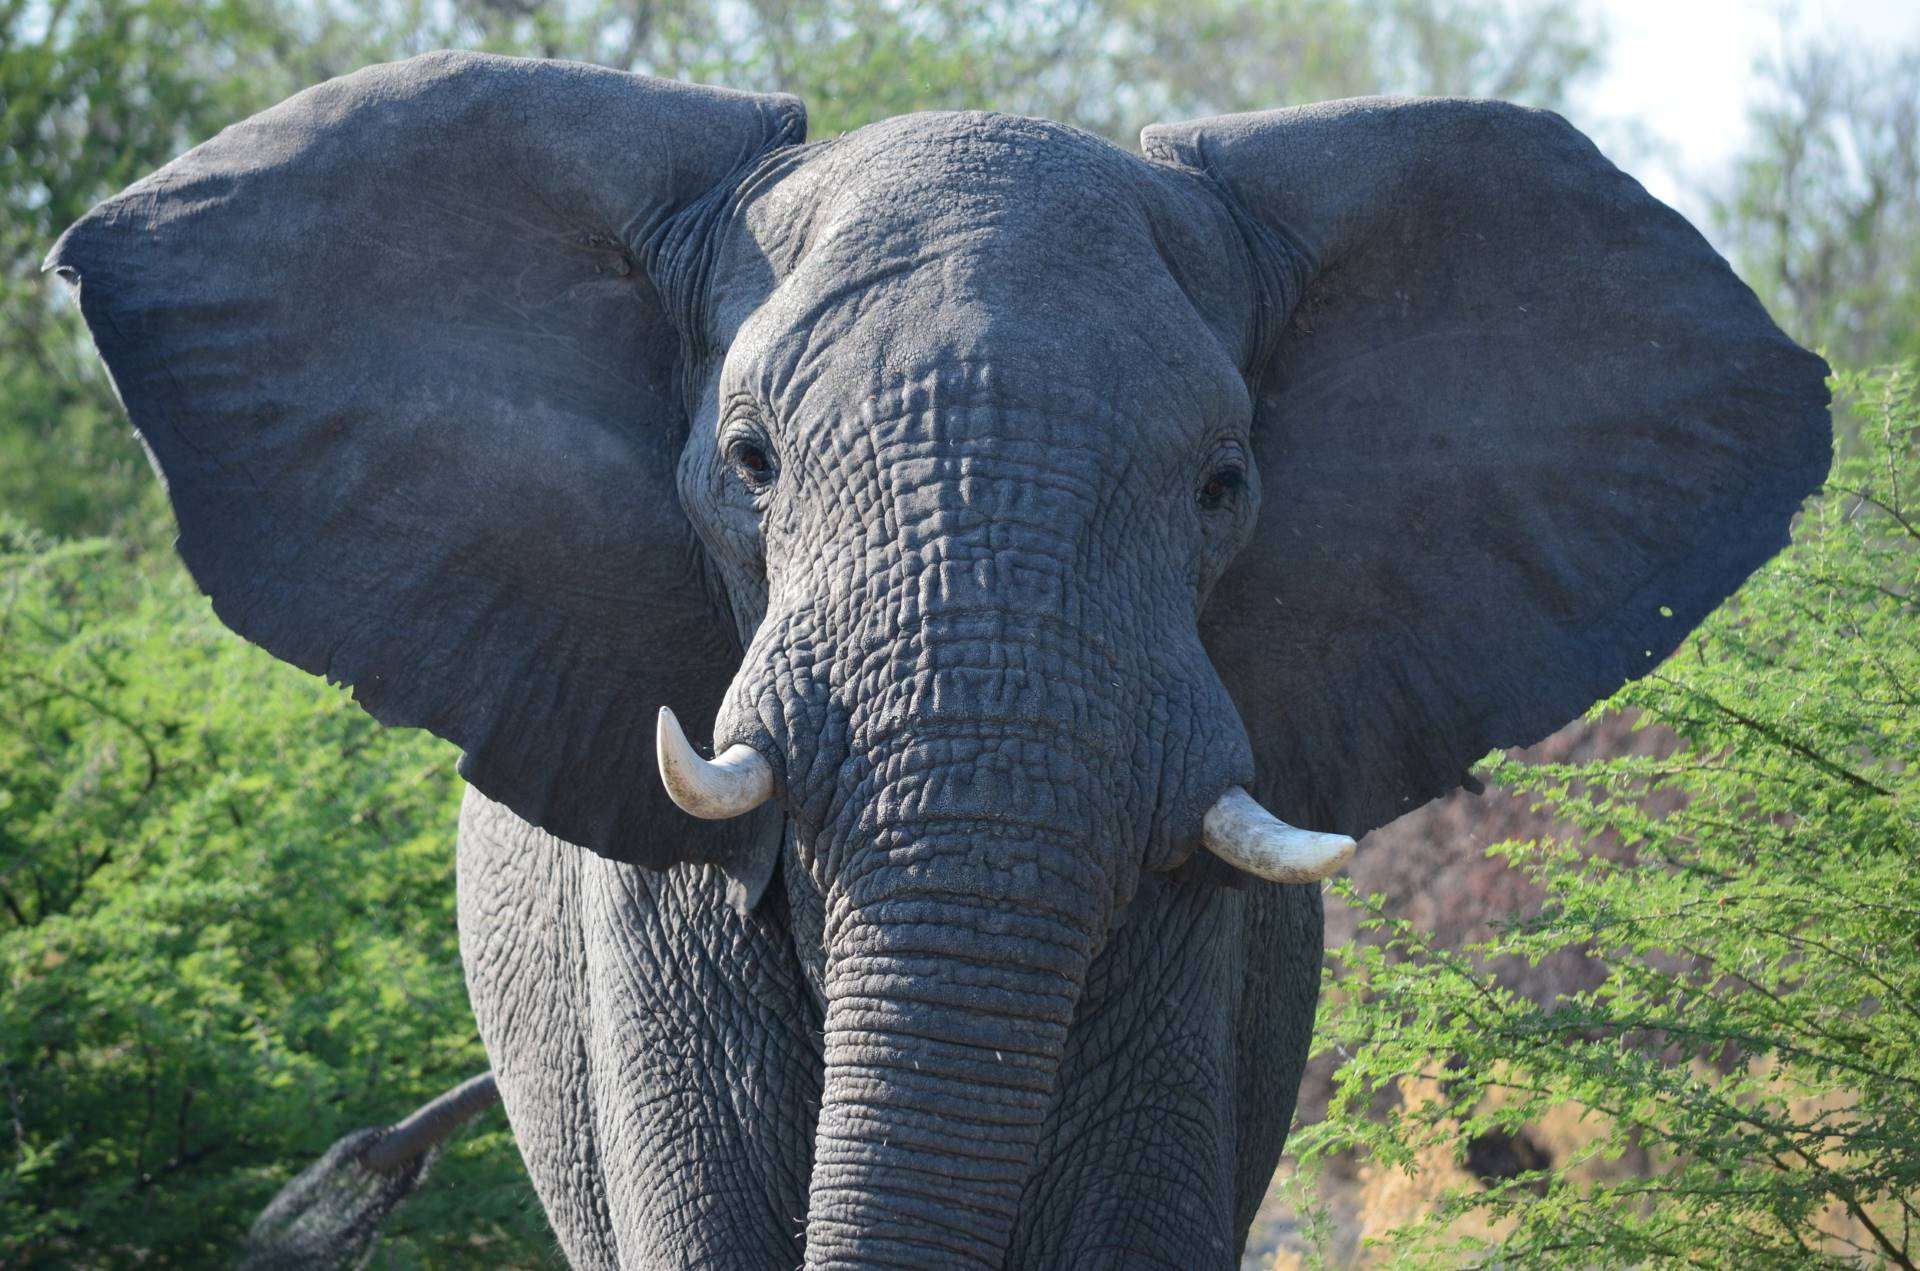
[49,51,1830,1269]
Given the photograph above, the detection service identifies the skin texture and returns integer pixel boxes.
[50,52,1829,1268]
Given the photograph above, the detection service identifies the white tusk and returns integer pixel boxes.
[656,706,773,820]
[1201,786,1356,883]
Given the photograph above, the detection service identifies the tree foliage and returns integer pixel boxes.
[0,524,551,1265]
[1712,40,1920,369]
[1293,364,1920,1268]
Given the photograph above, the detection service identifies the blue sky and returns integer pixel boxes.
[1574,0,1920,214]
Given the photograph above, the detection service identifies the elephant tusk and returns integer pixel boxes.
[656,706,774,820]
[1201,786,1356,883]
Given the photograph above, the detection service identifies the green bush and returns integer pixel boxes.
[0,529,554,1266]
[1295,364,1920,1268]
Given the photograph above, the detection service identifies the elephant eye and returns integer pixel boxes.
[726,435,776,486]
[1197,466,1244,511]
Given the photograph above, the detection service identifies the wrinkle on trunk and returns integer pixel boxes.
[804,881,1096,1269]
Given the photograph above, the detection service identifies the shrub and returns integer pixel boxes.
[0,529,553,1266]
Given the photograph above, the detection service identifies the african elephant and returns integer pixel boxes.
[50,52,1828,1268]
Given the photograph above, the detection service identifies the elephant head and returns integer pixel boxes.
[51,54,1828,1266]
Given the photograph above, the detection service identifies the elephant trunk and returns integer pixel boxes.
[804,848,1096,1268]
[725,473,1245,1263]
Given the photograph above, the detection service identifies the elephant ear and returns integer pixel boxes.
[1144,98,1831,839]
[48,52,804,883]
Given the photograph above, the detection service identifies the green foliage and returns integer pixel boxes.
[1295,364,1920,1268]
[0,527,553,1266]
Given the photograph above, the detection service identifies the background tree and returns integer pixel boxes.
[1712,39,1920,368]
[1048,0,1598,143]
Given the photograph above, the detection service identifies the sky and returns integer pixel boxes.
[1574,0,1920,215]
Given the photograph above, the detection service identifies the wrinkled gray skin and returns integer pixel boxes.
[52,54,1828,1269]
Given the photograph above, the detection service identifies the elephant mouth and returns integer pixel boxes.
[655,703,1355,883]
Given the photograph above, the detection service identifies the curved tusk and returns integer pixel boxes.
[1202,786,1356,883]
[656,706,774,820]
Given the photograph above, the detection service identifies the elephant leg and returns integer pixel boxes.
[457,788,821,1269]
[1011,873,1264,1269]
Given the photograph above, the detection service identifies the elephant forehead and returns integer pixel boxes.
[818,111,1151,235]
[776,114,1200,315]
[730,116,1254,457]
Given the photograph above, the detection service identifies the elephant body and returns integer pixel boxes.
[459,790,1321,1266]
[52,52,1829,1267]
